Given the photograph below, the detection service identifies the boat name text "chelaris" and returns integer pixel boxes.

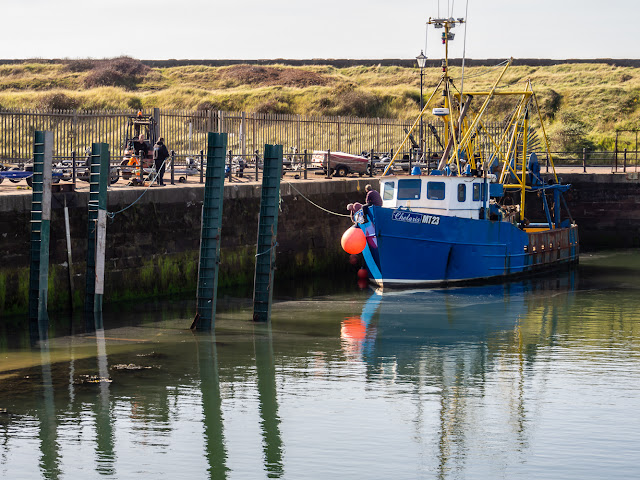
[392,210,440,225]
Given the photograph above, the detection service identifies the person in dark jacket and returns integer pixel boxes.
[364,184,383,207]
[153,137,170,186]
[133,134,149,158]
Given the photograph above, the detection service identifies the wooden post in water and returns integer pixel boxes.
[84,142,110,314]
[192,133,227,331]
[253,144,283,323]
[28,131,53,324]
[63,197,75,312]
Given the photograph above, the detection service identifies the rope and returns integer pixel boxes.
[283,179,351,217]
[107,157,168,220]
[256,242,279,257]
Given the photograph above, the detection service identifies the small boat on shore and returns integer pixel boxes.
[349,16,579,288]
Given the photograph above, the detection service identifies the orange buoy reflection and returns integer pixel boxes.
[341,316,367,342]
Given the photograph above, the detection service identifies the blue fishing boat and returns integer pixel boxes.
[350,16,579,288]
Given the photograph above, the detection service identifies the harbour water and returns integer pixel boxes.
[1,251,639,479]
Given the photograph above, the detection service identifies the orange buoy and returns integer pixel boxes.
[357,268,368,279]
[357,278,369,289]
[349,254,358,265]
[341,226,366,254]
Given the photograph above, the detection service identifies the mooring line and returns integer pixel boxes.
[107,158,167,220]
[282,180,351,218]
[255,242,279,257]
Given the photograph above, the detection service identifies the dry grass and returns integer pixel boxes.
[0,59,639,149]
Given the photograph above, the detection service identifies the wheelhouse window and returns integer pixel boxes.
[427,181,446,200]
[398,179,421,200]
[457,184,466,202]
[473,183,486,201]
[383,182,395,200]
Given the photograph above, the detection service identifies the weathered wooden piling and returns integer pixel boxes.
[253,144,283,322]
[28,131,53,324]
[192,133,228,331]
[84,143,110,314]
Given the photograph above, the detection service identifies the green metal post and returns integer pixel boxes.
[193,133,228,331]
[28,131,53,324]
[253,144,283,322]
[84,143,110,315]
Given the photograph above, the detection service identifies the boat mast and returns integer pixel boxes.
[429,17,464,171]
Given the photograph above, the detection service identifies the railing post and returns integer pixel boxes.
[369,146,374,177]
[241,111,246,159]
[615,131,619,173]
[583,148,587,173]
[624,148,627,173]
[325,149,332,179]
[71,150,76,186]
[200,150,204,184]
[170,150,175,185]
[138,150,144,184]
[255,150,260,182]
[303,149,308,180]
[546,153,549,173]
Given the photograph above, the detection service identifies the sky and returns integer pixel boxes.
[2,0,638,60]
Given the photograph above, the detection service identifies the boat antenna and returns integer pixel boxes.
[459,0,470,112]
[424,21,429,57]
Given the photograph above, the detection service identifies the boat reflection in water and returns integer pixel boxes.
[340,272,578,475]
[342,272,577,360]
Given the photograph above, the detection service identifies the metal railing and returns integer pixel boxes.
[2,107,507,165]
[2,107,637,185]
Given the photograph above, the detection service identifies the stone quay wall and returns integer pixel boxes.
[1,172,639,316]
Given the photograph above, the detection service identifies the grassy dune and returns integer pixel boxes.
[0,59,638,150]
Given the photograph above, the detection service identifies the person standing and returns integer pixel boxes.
[153,137,170,186]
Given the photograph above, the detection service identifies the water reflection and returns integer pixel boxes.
[340,273,578,477]
[253,324,284,478]
[34,318,61,480]
[195,332,228,479]
[2,258,640,479]
[88,313,115,475]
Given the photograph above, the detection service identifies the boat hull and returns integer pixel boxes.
[358,207,579,288]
